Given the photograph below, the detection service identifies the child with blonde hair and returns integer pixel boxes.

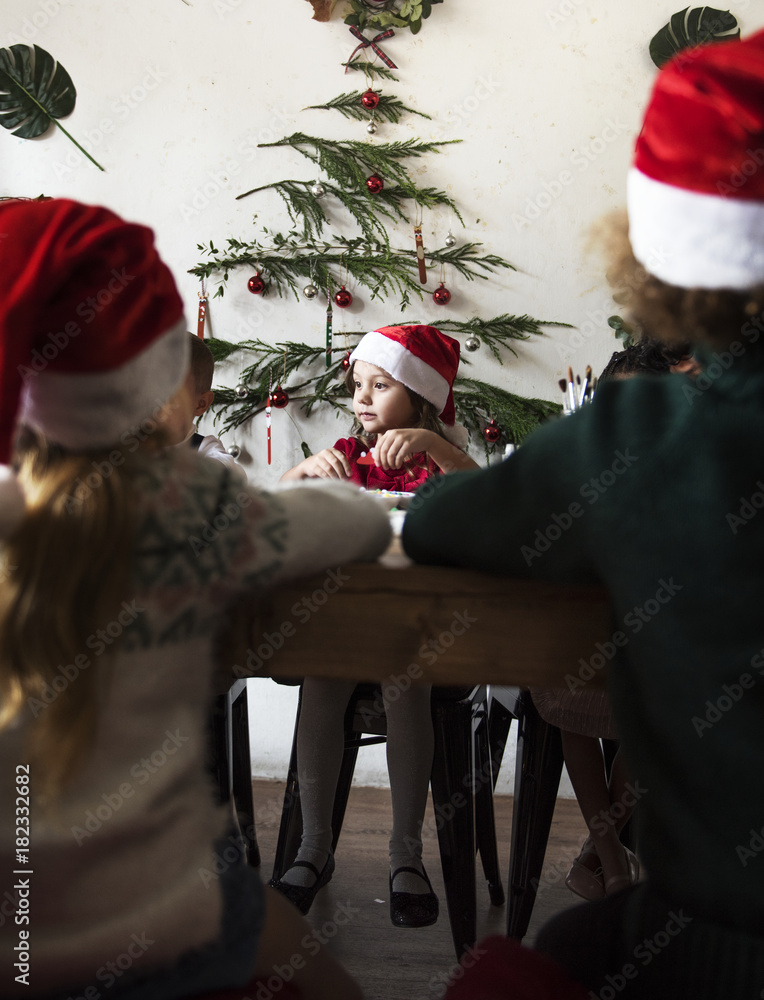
[0,198,390,999]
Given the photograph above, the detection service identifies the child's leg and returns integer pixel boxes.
[279,677,357,888]
[561,731,630,887]
[256,886,363,1000]
[384,682,434,893]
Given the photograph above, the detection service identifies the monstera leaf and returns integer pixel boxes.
[649,7,740,68]
[0,44,104,171]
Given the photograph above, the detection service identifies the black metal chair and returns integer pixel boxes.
[487,686,632,941]
[271,682,505,958]
[208,682,260,868]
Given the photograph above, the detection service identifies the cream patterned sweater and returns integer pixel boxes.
[0,448,391,996]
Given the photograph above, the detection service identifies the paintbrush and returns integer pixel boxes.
[567,366,577,412]
[558,377,571,415]
[579,364,592,405]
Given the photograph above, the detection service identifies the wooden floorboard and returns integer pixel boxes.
[251,779,591,1000]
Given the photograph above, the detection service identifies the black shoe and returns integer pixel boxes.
[389,865,439,928]
[269,854,335,915]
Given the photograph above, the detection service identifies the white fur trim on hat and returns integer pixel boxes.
[627,168,764,290]
[349,329,450,413]
[19,319,189,452]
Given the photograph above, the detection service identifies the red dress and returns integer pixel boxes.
[333,436,437,493]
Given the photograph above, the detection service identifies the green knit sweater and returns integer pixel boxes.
[403,345,764,987]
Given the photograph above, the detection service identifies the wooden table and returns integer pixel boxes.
[254,554,611,688]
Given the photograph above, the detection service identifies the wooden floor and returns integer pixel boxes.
[251,779,590,1000]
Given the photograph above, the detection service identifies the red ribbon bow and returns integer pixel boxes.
[346,25,397,73]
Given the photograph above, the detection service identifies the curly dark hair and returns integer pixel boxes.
[597,210,764,352]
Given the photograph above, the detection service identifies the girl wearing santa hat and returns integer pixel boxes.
[281,324,477,489]
[272,325,477,927]
[0,197,389,1000]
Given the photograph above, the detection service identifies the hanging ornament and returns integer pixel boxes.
[361,88,380,110]
[465,335,480,352]
[366,174,384,194]
[334,285,353,308]
[266,368,272,465]
[235,383,248,398]
[340,350,352,371]
[197,281,208,340]
[366,119,378,135]
[414,214,427,284]
[303,282,318,299]
[483,419,502,443]
[272,385,289,408]
[247,272,265,295]
[433,282,451,305]
[445,230,457,248]
[325,291,333,369]
[311,181,326,198]
[227,443,241,459]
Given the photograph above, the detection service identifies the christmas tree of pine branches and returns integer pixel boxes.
[190,60,568,458]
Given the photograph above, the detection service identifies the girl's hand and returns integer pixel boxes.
[374,429,435,469]
[280,448,353,481]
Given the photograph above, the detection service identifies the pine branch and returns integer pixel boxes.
[234,178,462,242]
[342,59,399,80]
[257,132,460,189]
[436,314,573,362]
[453,376,562,457]
[190,233,515,309]
[306,91,431,124]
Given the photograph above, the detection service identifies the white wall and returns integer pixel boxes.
[4,1,762,795]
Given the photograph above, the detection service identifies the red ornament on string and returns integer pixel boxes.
[483,419,502,443]
[271,386,289,409]
[334,286,353,308]
[366,174,384,194]
[340,351,352,371]
[247,272,265,294]
[432,282,451,305]
[361,89,380,110]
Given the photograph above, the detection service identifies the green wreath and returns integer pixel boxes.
[344,0,443,35]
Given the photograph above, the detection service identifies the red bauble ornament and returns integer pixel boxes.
[247,272,265,294]
[334,286,353,308]
[361,89,380,110]
[271,386,289,409]
[483,419,501,443]
[340,351,352,371]
[432,282,451,305]
[366,174,384,194]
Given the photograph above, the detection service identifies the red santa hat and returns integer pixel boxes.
[627,27,764,289]
[349,324,461,426]
[0,198,187,536]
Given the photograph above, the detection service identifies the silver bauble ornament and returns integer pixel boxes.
[445,231,457,248]
[366,120,378,135]
[227,444,241,459]
[311,181,326,198]
[303,283,318,299]
[465,335,480,352]
[235,384,248,398]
